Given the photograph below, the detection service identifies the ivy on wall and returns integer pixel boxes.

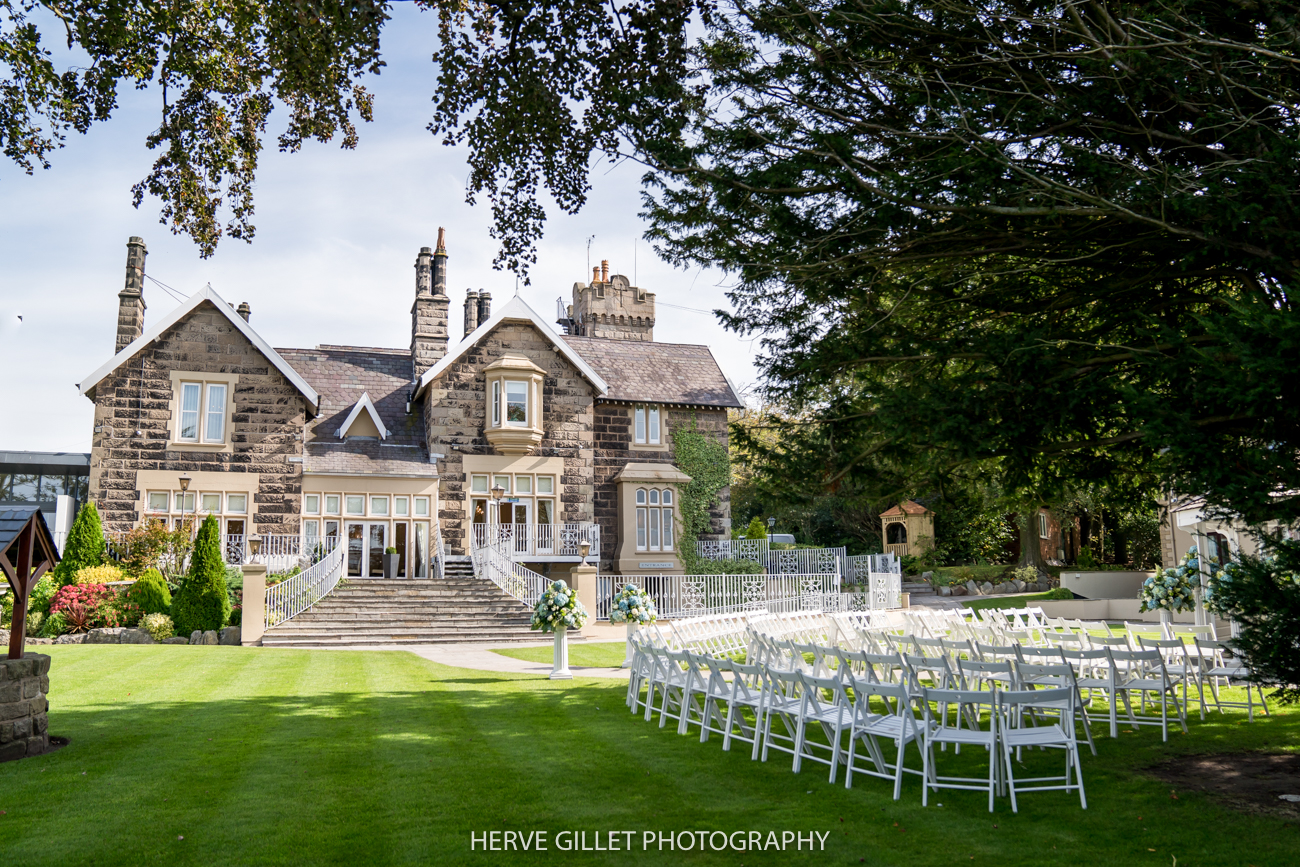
[672,416,762,575]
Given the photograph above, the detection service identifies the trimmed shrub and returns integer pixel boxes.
[127,568,172,616]
[39,611,68,637]
[171,515,231,635]
[1044,587,1075,600]
[140,612,176,641]
[72,563,127,585]
[54,502,107,585]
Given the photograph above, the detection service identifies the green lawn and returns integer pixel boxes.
[1,647,1296,866]
[492,641,628,668]
[961,592,1057,612]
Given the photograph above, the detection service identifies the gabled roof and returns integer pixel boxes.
[0,507,59,583]
[77,286,320,413]
[881,500,931,517]
[414,295,608,398]
[335,391,389,440]
[559,336,743,408]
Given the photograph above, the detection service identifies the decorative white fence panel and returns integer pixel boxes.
[765,546,846,576]
[265,539,344,628]
[843,553,902,610]
[604,572,839,620]
[470,522,600,559]
[223,534,319,571]
[695,539,769,563]
[472,537,549,608]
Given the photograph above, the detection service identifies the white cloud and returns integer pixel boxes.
[0,5,759,452]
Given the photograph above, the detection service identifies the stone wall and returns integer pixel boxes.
[88,300,308,534]
[422,323,595,554]
[0,653,50,761]
[593,405,731,572]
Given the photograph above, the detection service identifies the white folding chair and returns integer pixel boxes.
[719,660,768,759]
[844,678,927,799]
[1108,648,1188,742]
[653,648,695,729]
[1013,660,1097,756]
[997,688,1088,812]
[918,687,1002,812]
[1195,638,1269,722]
[793,673,855,782]
[758,667,806,767]
[1061,648,1123,739]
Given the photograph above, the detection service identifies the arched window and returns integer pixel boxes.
[886,523,908,545]
[635,487,675,552]
[1207,532,1231,565]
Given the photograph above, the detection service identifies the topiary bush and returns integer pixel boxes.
[127,568,172,616]
[53,501,106,585]
[170,515,231,635]
[72,563,126,585]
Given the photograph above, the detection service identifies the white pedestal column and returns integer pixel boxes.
[622,622,637,668]
[550,626,572,680]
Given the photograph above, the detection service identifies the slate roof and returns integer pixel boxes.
[277,346,434,477]
[559,336,743,408]
[0,507,58,565]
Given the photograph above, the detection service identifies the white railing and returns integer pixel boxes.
[601,572,840,620]
[765,546,846,575]
[470,522,600,559]
[265,538,344,628]
[696,538,769,563]
[472,536,549,608]
[224,534,327,572]
[843,553,902,610]
[432,520,446,581]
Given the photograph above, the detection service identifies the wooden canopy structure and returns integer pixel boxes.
[1,507,60,659]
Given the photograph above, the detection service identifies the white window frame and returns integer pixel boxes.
[147,491,170,513]
[394,496,409,517]
[370,496,389,517]
[304,494,320,515]
[633,405,662,446]
[471,475,489,494]
[491,381,501,428]
[504,380,529,427]
[345,495,365,516]
[199,492,222,514]
[537,476,554,494]
[227,493,248,514]
[1038,512,1050,540]
[176,379,229,444]
[325,494,341,516]
[414,496,430,517]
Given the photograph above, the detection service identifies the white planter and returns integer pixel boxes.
[622,622,636,668]
[550,626,573,680]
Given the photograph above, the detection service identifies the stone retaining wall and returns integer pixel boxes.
[0,653,51,761]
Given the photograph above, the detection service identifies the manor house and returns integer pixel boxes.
[79,234,741,579]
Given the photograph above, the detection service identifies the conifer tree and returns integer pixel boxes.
[170,515,230,635]
[54,502,106,586]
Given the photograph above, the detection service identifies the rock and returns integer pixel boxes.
[200,630,219,646]
[218,627,241,646]
[120,629,155,645]
[189,631,203,645]
[1012,579,1026,593]
[921,571,935,582]
[950,585,967,597]
[164,637,189,645]
[965,580,980,596]
[979,581,994,596]
[992,582,1010,594]
[24,637,53,645]
[86,628,125,644]
[52,634,86,645]
[937,585,952,597]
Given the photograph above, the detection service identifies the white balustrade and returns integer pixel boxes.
[616,572,840,620]
[695,538,769,563]
[265,538,344,628]
[470,522,600,559]
[765,545,847,575]
[472,536,551,607]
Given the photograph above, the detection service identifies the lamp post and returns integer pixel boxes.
[247,533,262,562]
[178,473,192,533]
[490,483,506,545]
[579,540,590,565]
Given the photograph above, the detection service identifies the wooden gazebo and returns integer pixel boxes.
[1,507,60,659]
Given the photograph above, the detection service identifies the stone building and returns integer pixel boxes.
[78,233,741,579]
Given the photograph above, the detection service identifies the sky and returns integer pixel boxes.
[0,5,760,454]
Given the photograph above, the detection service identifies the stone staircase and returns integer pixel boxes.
[260,561,542,647]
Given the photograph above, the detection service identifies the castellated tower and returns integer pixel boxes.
[560,259,655,341]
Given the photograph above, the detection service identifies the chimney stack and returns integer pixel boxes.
[116,236,148,354]
[592,266,599,285]
[477,290,492,325]
[464,288,480,337]
[411,230,451,378]
[236,302,251,322]
[600,259,609,283]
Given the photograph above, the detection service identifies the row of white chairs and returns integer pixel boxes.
[627,635,1087,812]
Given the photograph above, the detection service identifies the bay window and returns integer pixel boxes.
[635,487,675,552]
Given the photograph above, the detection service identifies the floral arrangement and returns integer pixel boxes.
[140,613,176,642]
[1140,546,1202,613]
[531,579,588,633]
[609,583,657,625]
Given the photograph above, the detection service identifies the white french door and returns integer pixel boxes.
[346,521,388,577]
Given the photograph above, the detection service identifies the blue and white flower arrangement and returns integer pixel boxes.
[1140,546,1202,614]
[609,583,657,625]
[531,579,589,633]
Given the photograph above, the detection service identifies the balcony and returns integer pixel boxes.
[470,522,599,562]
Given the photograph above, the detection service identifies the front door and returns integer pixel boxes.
[501,501,530,554]
[346,522,389,577]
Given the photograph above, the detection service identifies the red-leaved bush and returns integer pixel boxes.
[50,584,114,617]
